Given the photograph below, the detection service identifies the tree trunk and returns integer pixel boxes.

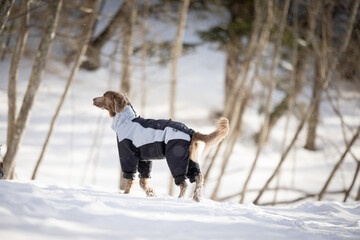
[0,0,14,35]
[304,58,322,151]
[2,0,63,179]
[120,0,138,93]
[169,0,190,120]
[253,102,314,205]
[240,0,289,204]
[7,0,30,151]
[318,126,360,200]
[32,0,102,180]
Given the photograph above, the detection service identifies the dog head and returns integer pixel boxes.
[93,91,130,117]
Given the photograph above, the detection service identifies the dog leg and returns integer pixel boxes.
[193,173,203,202]
[178,180,188,199]
[139,178,156,197]
[123,179,134,194]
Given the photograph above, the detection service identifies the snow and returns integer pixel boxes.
[1,180,359,240]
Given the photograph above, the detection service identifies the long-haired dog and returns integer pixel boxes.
[93,91,229,201]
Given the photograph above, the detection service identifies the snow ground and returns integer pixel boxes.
[1,180,359,240]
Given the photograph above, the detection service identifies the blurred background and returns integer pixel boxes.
[0,0,359,205]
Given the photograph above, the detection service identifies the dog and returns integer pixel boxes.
[93,91,229,201]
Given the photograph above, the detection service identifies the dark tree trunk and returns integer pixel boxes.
[304,58,322,151]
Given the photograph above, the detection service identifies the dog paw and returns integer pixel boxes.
[146,188,157,197]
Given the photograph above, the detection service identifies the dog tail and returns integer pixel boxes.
[192,117,229,153]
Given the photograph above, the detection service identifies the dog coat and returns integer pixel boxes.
[112,106,200,185]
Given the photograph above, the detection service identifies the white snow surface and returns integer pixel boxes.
[1,180,360,240]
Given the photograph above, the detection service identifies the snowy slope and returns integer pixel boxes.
[1,181,359,240]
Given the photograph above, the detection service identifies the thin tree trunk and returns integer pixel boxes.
[32,0,102,180]
[273,0,300,205]
[2,0,63,179]
[7,0,30,150]
[304,59,322,150]
[169,0,190,120]
[318,126,360,200]
[120,0,138,93]
[0,0,14,35]
[210,0,273,201]
[256,45,307,144]
[240,0,289,204]
[168,0,190,196]
[253,102,314,205]
[203,0,263,185]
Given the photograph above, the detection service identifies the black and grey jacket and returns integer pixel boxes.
[112,106,200,185]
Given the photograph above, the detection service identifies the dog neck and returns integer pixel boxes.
[112,105,136,129]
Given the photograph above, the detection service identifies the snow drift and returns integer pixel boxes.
[1,181,359,240]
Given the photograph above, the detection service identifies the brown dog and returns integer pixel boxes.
[93,91,229,201]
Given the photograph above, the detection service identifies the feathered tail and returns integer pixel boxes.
[192,117,229,153]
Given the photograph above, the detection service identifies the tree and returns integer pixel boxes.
[7,0,30,156]
[120,0,138,93]
[81,2,126,70]
[32,0,102,180]
[169,0,190,120]
[2,0,63,179]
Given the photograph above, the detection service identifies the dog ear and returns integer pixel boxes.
[113,92,128,113]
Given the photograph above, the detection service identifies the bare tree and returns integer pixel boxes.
[304,0,359,150]
[240,0,290,204]
[253,102,315,205]
[31,0,102,180]
[169,0,190,120]
[7,0,30,155]
[209,0,274,201]
[2,0,63,179]
[318,126,360,200]
[120,0,138,93]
